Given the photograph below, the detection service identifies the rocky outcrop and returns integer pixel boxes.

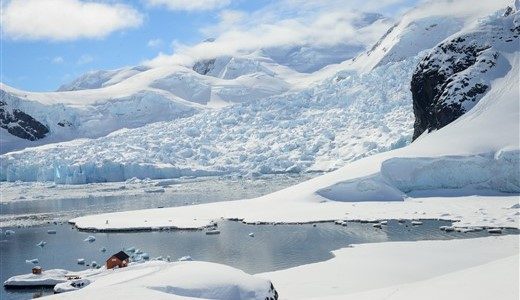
[192,58,216,75]
[410,4,519,140]
[0,98,49,141]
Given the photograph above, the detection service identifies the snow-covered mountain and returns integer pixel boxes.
[1,0,516,184]
[57,66,151,91]
[0,11,388,154]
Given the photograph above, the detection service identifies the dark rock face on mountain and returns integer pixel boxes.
[0,98,49,141]
[410,5,519,140]
[193,58,217,75]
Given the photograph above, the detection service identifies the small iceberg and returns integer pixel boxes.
[84,236,96,242]
[91,261,98,268]
[100,247,107,252]
[141,253,150,260]
[77,258,85,265]
[248,232,255,237]
[379,220,388,225]
[5,230,15,236]
[36,241,47,247]
[126,247,136,253]
[47,230,57,234]
[411,221,423,226]
[372,223,382,229]
[439,226,455,232]
[206,229,221,235]
[25,258,39,264]
[178,256,193,261]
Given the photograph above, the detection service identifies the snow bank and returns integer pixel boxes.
[47,261,277,300]
[260,235,519,300]
[3,268,102,288]
[3,269,69,287]
[381,150,520,193]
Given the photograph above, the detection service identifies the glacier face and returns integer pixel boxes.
[0,56,418,183]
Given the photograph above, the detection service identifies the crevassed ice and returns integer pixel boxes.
[0,56,420,184]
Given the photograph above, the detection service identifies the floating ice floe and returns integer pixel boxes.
[126,247,136,253]
[206,229,221,235]
[249,232,255,237]
[100,247,106,252]
[334,220,347,226]
[439,226,455,232]
[36,241,47,247]
[380,220,388,225]
[411,221,423,226]
[5,230,15,236]
[25,258,39,264]
[373,223,382,229]
[487,228,502,234]
[84,236,96,242]
[178,256,193,261]
[77,258,85,265]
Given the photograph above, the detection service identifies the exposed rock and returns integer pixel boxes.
[410,5,519,140]
[0,95,49,141]
[192,58,217,75]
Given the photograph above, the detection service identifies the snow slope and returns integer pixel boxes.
[351,0,513,72]
[261,236,519,300]
[45,261,277,300]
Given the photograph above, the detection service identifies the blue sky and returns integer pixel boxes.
[1,0,417,92]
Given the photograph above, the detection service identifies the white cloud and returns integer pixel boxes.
[145,0,231,11]
[147,38,164,48]
[145,0,407,67]
[0,0,143,41]
[77,54,93,65]
[52,56,64,64]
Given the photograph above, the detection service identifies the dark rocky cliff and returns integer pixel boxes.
[0,91,49,141]
[410,5,519,140]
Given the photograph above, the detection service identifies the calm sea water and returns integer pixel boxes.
[2,220,517,299]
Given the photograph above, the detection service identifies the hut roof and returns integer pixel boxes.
[111,251,130,261]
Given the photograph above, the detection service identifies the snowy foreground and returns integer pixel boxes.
[6,236,517,300]
[52,261,277,299]
[261,235,519,300]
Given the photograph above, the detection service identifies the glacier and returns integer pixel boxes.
[0,55,418,184]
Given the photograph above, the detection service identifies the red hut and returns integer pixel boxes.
[106,251,129,269]
[32,266,42,275]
